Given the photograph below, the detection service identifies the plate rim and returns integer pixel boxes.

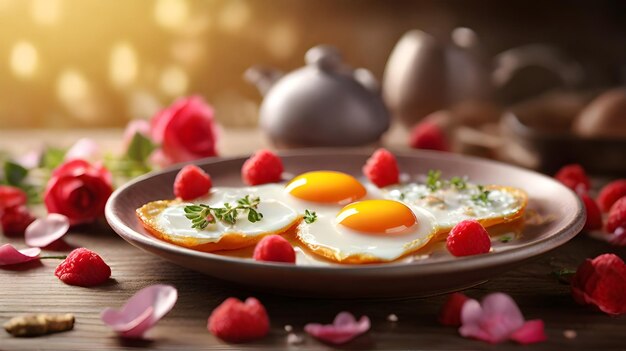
[105,148,585,276]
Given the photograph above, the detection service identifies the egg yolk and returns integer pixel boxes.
[285,171,366,204]
[336,200,417,234]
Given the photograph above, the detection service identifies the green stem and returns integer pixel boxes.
[40,255,67,260]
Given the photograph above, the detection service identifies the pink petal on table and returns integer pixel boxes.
[101,284,177,338]
[510,319,547,344]
[459,293,525,344]
[25,214,70,248]
[64,138,101,162]
[0,244,41,266]
[15,148,43,169]
[304,311,370,345]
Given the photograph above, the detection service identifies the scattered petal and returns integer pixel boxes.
[64,138,101,163]
[459,293,525,344]
[304,312,370,345]
[25,214,70,248]
[0,244,41,266]
[101,284,178,338]
[15,148,43,169]
[571,253,626,315]
[510,320,547,345]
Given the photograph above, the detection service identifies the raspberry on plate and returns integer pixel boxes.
[253,235,296,263]
[55,248,111,287]
[554,164,591,193]
[580,193,602,231]
[362,148,400,188]
[446,220,491,257]
[409,121,449,151]
[597,179,626,212]
[606,196,626,234]
[208,297,270,343]
[174,165,212,201]
[241,150,284,186]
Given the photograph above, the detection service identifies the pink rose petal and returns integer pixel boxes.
[64,138,101,163]
[25,214,70,248]
[101,284,177,338]
[510,319,547,345]
[304,311,370,345]
[0,244,41,266]
[123,120,151,150]
[459,293,525,344]
[15,148,43,169]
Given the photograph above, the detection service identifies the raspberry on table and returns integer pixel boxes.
[597,179,626,212]
[606,196,626,234]
[54,248,111,287]
[580,193,602,231]
[409,121,449,151]
[253,235,296,263]
[439,292,470,326]
[554,164,591,193]
[446,220,491,257]
[362,148,400,188]
[241,150,284,186]
[208,297,270,343]
[174,165,212,201]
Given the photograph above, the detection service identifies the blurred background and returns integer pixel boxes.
[1,0,626,129]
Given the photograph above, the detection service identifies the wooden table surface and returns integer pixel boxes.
[1,128,625,351]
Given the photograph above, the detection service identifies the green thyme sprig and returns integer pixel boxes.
[449,176,467,190]
[471,185,491,206]
[184,195,263,229]
[304,209,317,224]
[426,170,443,191]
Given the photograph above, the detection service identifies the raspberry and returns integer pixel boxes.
[0,185,28,211]
[597,179,626,212]
[606,197,626,234]
[554,164,591,193]
[54,248,111,287]
[446,220,491,257]
[208,297,270,343]
[241,150,283,186]
[580,193,602,231]
[439,292,469,326]
[1,205,35,237]
[362,148,400,188]
[409,121,449,151]
[253,235,296,263]
[174,165,212,200]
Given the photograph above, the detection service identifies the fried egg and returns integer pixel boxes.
[296,199,439,263]
[137,185,300,252]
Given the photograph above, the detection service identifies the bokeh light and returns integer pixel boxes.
[30,0,62,25]
[109,42,139,88]
[159,65,189,96]
[154,0,189,30]
[10,41,39,78]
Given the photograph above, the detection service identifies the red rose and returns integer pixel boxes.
[571,253,626,315]
[151,96,218,166]
[44,159,113,226]
[0,186,34,237]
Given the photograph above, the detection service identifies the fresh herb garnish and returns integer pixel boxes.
[471,185,491,205]
[426,170,442,191]
[449,176,467,190]
[550,268,577,285]
[499,235,512,243]
[184,195,263,229]
[304,209,317,224]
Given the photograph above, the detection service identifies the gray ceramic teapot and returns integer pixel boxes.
[246,45,390,148]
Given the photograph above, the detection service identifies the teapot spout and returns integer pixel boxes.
[244,66,283,96]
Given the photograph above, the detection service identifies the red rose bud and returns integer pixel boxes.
[44,159,113,226]
[150,96,218,166]
[571,253,626,315]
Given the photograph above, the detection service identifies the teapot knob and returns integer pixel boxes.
[305,45,343,71]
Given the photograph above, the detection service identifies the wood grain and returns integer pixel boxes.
[1,128,625,350]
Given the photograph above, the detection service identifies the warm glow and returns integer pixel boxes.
[31,0,62,25]
[109,42,138,88]
[217,0,251,33]
[10,41,38,78]
[57,69,89,102]
[336,200,417,234]
[266,21,298,59]
[154,0,189,29]
[285,171,366,204]
[159,65,188,96]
